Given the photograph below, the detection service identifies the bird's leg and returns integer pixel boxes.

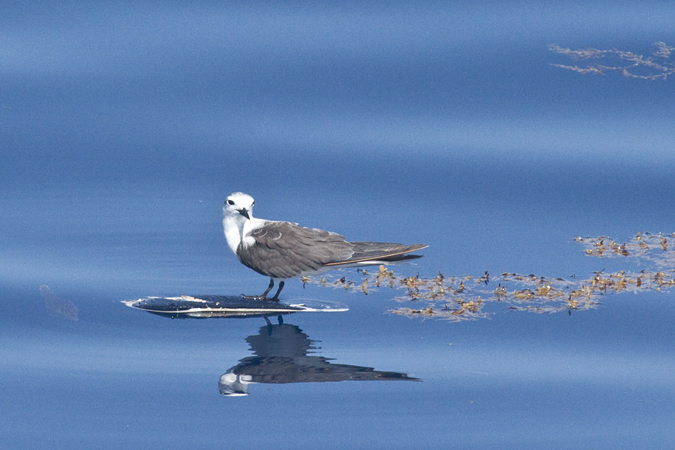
[270,281,285,301]
[242,278,275,300]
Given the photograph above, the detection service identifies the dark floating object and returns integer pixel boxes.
[40,285,79,321]
[122,295,348,319]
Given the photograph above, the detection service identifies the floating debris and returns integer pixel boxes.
[577,232,675,267]
[549,42,675,80]
[302,232,675,322]
[39,285,79,321]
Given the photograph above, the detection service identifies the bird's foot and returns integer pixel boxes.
[241,294,272,301]
[241,279,283,301]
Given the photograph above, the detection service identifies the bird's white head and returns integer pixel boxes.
[223,192,255,221]
[222,192,256,255]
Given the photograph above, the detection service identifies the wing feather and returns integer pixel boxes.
[238,222,354,278]
[238,222,427,278]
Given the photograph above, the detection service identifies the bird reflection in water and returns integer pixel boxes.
[220,316,419,396]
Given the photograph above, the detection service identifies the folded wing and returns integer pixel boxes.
[238,221,426,279]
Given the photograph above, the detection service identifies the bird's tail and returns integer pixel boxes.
[325,242,427,266]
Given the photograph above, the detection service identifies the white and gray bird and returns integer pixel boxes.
[222,192,427,301]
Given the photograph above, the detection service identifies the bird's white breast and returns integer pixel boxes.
[222,216,243,255]
[241,218,267,250]
[223,215,268,256]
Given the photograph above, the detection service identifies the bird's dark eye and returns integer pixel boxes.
[227,200,235,206]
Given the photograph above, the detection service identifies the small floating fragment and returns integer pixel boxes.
[39,286,79,321]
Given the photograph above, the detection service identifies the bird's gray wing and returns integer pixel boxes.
[238,222,355,278]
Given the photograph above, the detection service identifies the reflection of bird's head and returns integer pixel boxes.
[223,192,255,221]
[219,372,252,397]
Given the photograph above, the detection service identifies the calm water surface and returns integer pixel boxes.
[2,2,675,449]
[2,170,675,449]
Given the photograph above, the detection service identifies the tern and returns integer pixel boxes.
[222,192,427,300]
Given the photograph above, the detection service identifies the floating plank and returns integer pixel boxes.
[122,295,348,319]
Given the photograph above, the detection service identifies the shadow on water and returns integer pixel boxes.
[37,288,417,396]
[219,317,419,396]
[123,294,418,396]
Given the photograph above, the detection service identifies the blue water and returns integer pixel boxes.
[2,2,675,449]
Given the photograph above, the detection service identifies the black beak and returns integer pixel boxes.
[238,208,250,220]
